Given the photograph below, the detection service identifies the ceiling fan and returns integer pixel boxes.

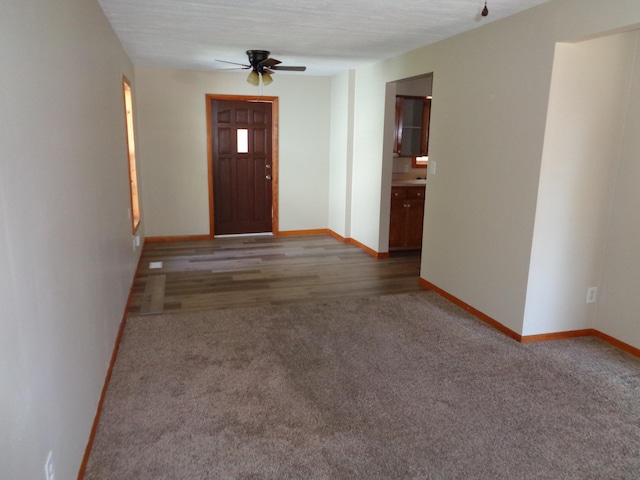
[216,50,306,86]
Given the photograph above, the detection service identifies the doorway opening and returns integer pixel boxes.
[383,74,433,253]
[206,95,279,236]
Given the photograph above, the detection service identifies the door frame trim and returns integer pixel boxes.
[206,94,279,236]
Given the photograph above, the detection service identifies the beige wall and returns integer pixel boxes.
[135,69,332,236]
[1,0,138,478]
[597,32,640,348]
[328,71,356,238]
[524,31,639,336]
[344,0,640,342]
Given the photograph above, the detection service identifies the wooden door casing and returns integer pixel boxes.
[207,96,279,236]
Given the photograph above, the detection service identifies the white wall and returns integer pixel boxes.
[0,1,139,478]
[349,4,558,332]
[135,69,332,236]
[328,70,356,238]
[597,33,640,348]
[346,0,640,340]
[351,64,390,251]
[524,32,638,336]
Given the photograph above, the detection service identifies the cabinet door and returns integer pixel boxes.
[420,98,432,157]
[394,96,429,158]
[393,97,403,155]
[389,186,425,250]
[389,188,407,249]
[404,199,425,248]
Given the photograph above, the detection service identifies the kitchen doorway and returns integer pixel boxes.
[383,74,432,253]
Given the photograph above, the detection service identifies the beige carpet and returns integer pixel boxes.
[85,291,640,479]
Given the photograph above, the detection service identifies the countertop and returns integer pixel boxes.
[392,179,427,187]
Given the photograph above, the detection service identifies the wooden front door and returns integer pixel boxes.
[210,99,273,235]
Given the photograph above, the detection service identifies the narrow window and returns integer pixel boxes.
[237,128,249,153]
[123,76,141,234]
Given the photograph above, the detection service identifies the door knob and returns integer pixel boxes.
[266,175,272,180]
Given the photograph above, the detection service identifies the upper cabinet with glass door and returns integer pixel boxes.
[394,95,431,167]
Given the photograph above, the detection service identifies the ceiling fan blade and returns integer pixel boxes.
[271,66,307,72]
[215,59,251,69]
[259,57,281,68]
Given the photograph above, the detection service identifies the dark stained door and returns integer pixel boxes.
[211,100,273,235]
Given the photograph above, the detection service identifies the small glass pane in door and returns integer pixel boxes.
[237,128,249,153]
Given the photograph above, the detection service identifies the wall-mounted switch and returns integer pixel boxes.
[430,160,437,175]
[586,286,598,304]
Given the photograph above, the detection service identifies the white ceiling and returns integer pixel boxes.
[97,0,554,76]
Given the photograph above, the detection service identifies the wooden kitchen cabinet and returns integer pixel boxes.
[393,96,431,160]
[389,186,425,250]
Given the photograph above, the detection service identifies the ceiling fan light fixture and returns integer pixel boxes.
[247,70,259,86]
[262,72,273,86]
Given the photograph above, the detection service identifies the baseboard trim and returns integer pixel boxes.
[145,234,212,243]
[419,278,521,342]
[277,229,330,237]
[520,329,595,343]
[349,237,389,259]
[591,329,640,358]
[325,230,390,259]
[327,230,347,243]
[77,253,144,479]
[419,277,640,358]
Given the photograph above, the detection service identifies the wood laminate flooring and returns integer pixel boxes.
[128,234,423,314]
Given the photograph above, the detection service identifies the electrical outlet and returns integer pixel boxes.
[403,163,409,173]
[586,286,598,304]
[44,451,55,480]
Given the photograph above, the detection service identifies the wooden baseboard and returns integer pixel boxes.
[145,234,212,243]
[276,229,330,237]
[419,277,640,359]
[329,234,386,259]
[325,229,389,259]
[591,329,640,358]
[419,278,521,341]
[520,329,595,343]
[77,253,144,479]
[327,230,347,243]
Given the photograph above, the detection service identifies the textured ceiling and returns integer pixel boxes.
[97,0,554,75]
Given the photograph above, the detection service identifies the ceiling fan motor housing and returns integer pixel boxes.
[247,50,270,71]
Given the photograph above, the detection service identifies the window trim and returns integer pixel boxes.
[122,76,141,234]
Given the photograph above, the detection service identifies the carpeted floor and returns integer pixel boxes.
[84,291,640,479]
